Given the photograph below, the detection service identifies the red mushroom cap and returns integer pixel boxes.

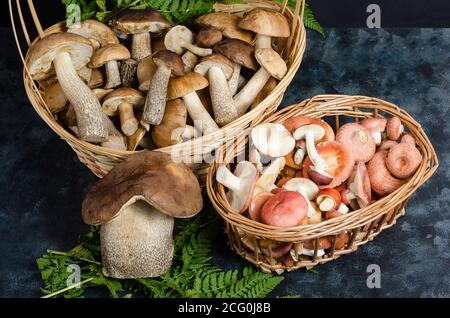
[367,150,405,196]
[379,140,398,151]
[401,134,416,146]
[336,123,376,163]
[303,238,331,250]
[248,192,274,223]
[348,161,372,208]
[386,142,422,179]
[283,116,335,142]
[361,117,387,133]
[386,116,403,141]
[261,190,308,227]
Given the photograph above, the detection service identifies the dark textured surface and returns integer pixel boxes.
[0,27,448,298]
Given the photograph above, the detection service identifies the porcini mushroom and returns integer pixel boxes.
[127,126,147,151]
[361,117,387,145]
[120,58,138,87]
[68,19,119,48]
[283,178,320,218]
[181,51,199,73]
[137,56,157,92]
[167,72,219,134]
[109,9,171,61]
[195,12,253,44]
[367,150,405,196]
[102,88,145,136]
[251,123,295,157]
[88,68,104,88]
[261,190,308,227]
[141,50,184,128]
[216,161,258,213]
[385,142,422,179]
[239,8,290,49]
[196,26,223,48]
[165,25,212,57]
[82,151,202,278]
[27,32,108,142]
[89,43,131,88]
[152,99,187,148]
[43,81,68,113]
[386,116,404,141]
[336,123,376,163]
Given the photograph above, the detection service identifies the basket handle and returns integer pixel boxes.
[286,0,304,55]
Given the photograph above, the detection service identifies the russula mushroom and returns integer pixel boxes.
[216,161,258,213]
[325,203,350,220]
[27,32,108,142]
[89,43,131,88]
[102,88,145,136]
[285,139,306,170]
[302,238,330,257]
[141,50,184,128]
[316,188,341,212]
[194,54,238,126]
[195,12,253,44]
[82,151,202,278]
[165,25,212,57]
[336,123,376,163]
[386,142,422,179]
[261,190,308,227]
[401,134,416,145]
[347,161,372,208]
[254,157,286,196]
[109,9,171,61]
[249,148,263,172]
[367,150,405,196]
[120,58,138,87]
[282,178,320,218]
[43,81,68,113]
[68,19,119,48]
[283,116,335,141]
[386,116,404,141]
[239,8,290,49]
[137,56,157,92]
[302,142,355,189]
[248,192,274,223]
[196,26,223,47]
[361,117,387,145]
[333,232,350,250]
[379,140,398,151]
[241,235,293,258]
[234,48,287,115]
[152,99,187,148]
[251,123,295,157]
[167,72,219,134]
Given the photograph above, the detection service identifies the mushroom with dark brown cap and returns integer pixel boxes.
[164,25,213,57]
[194,54,238,126]
[68,19,119,48]
[167,72,219,134]
[140,50,184,128]
[336,123,376,163]
[89,43,131,88]
[82,151,203,278]
[102,88,145,136]
[109,9,171,61]
[152,99,187,148]
[27,32,108,142]
[233,48,287,115]
[136,56,157,91]
[196,26,223,48]
[239,8,290,49]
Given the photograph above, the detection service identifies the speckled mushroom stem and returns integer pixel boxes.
[120,59,137,87]
[141,64,171,129]
[208,66,239,126]
[101,115,127,150]
[181,51,198,72]
[228,64,241,96]
[182,42,213,57]
[104,60,122,89]
[233,67,271,116]
[53,52,108,143]
[132,33,151,61]
[119,102,139,136]
[181,92,219,134]
[255,34,272,49]
[304,131,327,173]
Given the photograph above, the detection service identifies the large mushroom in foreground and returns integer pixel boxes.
[82,151,203,279]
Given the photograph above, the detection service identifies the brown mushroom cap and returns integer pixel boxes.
[196,26,223,48]
[137,56,158,91]
[195,12,254,44]
[89,43,131,68]
[239,8,290,37]
[109,9,171,34]
[102,87,145,116]
[213,39,258,70]
[68,19,119,47]
[27,32,93,81]
[255,48,287,80]
[167,72,209,100]
[153,50,185,76]
[152,99,187,148]
[82,151,203,225]
[194,54,234,79]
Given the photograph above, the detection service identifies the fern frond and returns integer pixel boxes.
[303,3,324,37]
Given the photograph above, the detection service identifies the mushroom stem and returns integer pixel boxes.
[255,34,271,49]
[53,52,108,142]
[141,64,171,129]
[119,102,138,136]
[104,60,122,89]
[181,125,199,141]
[101,115,127,150]
[216,165,241,192]
[77,65,92,83]
[305,132,327,173]
[228,64,241,96]
[132,33,152,61]
[120,59,138,87]
[182,42,212,57]
[208,66,239,126]
[233,67,271,115]
[181,92,219,134]
[181,51,198,72]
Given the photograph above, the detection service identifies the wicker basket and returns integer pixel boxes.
[206,95,439,273]
[9,0,306,177]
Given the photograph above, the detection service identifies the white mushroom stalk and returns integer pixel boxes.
[228,64,241,96]
[216,165,241,191]
[294,125,328,176]
[181,51,198,72]
[142,65,171,128]
[165,26,212,57]
[182,92,219,133]
[255,34,272,50]
[119,102,138,136]
[105,60,121,88]
[132,32,152,61]
[254,157,286,196]
[233,67,271,115]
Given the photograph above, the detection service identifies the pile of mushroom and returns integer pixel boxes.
[216,115,423,265]
[29,7,290,151]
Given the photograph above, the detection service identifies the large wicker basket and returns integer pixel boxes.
[10,0,306,177]
[207,95,439,273]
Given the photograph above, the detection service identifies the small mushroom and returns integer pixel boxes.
[347,161,372,208]
[234,48,287,115]
[284,116,335,141]
[254,157,286,196]
[77,65,93,83]
[88,68,105,88]
[127,126,147,151]
[165,25,212,57]
[216,161,258,213]
[361,117,387,145]
[336,123,376,163]
[68,19,119,48]
[195,12,253,44]
[283,178,320,218]
[89,43,131,88]
[285,139,306,170]
[386,116,404,141]
[401,134,416,146]
[248,192,274,222]
[152,99,187,148]
[386,142,422,179]
[181,51,199,73]
[109,9,171,61]
[102,88,145,136]
[167,72,218,134]
[196,26,223,48]
[251,123,295,157]
[27,32,108,142]
[316,188,341,212]
[239,8,290,49]
[141,50,184,128]
[82,151,202,278]
[43,81,68,113]
[136,56,157,92]
[120,58,138,87]
[367,150,405,196]
[261,190,308,227]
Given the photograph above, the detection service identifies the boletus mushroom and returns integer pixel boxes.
[165,25,213,57]
[82,151,203,279]
[251,123,295,157]
[152,99,187,148]
[68,19,119,49]
[27,32,108,142]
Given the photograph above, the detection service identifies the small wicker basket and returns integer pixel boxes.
[207,95,439,273]
[10,0,307,177]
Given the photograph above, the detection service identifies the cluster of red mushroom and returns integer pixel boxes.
[216,115,423,262]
